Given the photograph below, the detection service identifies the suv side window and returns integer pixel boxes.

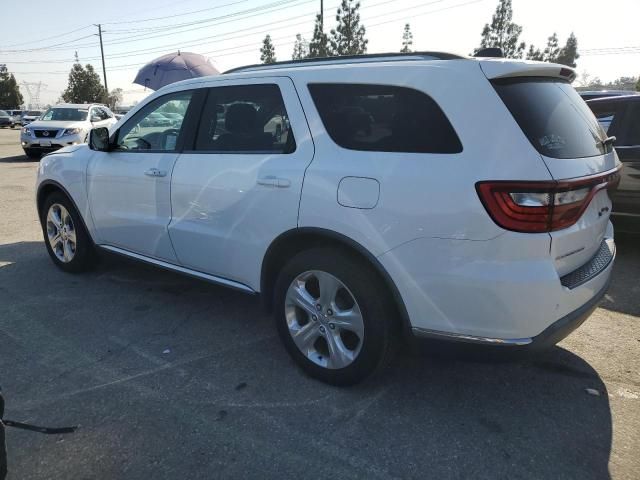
[588,100,620,134]
[618,103,640,146]
[308,83,462,153]
[98,107,113,119]
[116,90,193,151]
[193,84,295,153]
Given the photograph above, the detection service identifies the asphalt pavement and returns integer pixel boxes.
[0,127,638,479]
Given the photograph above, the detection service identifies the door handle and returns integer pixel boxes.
[257,176,291,188]
[144,168,167,177]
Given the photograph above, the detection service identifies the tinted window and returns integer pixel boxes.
[41,108,89,121]
[308,83,462,154]
[117,91,193,151]
[0,110,8,116]
[194,84,295,153]
[587,100,619,134]
[493,78,609,159]
[620,103,640,146]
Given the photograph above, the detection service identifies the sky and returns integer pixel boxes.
[1,0,638,108]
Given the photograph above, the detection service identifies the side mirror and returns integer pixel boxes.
[91,115,102,123]
[89,127,111,151]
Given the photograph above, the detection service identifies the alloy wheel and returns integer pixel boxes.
[46,203,77,263]
[285,270,365,369]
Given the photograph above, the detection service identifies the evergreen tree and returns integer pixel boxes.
[61,55,107,104]
[542,33,560,62]
[556,32,579,68]
[292,33,309,60]
[330,0,368,56]
[400,23,413,53]
[308,14,331,58]
[477,0,525,58]
[260,34,276,64]
[0,64,23,109]
[526,45,543,61]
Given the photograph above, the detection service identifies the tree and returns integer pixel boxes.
[576,73,638,91]
[330,0,368,56]
[636,77,640,92]
[308,14,331,58]
[477,0,525,58]
[61,55,107,104]
[292,34,308,60]
[542,33,560,62]
[556,32,579,68]
[526,45,543,61]
[0,65,23,109]
[107,88,123,109]
[400,23,413,53]
[260,34,276,64]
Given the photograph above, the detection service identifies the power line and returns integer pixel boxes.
[0,35,97,54]
[1,26,93,49]
[102,0,248,25]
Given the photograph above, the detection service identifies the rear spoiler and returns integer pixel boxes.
[479,59,576,83]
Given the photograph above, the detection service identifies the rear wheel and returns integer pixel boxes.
[40,192,97,273]
[274,248,396,385]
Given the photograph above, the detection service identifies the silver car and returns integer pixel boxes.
[21,104,116,159]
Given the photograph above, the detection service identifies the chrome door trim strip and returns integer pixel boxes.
[412,327,532,346]
[98,244,256,294]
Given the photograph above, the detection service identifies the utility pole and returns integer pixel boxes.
[95,24,108,95]
[320,0,324,32]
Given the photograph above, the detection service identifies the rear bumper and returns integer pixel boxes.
[411,274,611,349]
[379,228,615,345]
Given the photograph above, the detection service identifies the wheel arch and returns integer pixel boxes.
[260,227,411,334]
[37,180,95,245]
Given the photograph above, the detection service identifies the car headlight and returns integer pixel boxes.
[22,127,32,136]
[63,128,83,136]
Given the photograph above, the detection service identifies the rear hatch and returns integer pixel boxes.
[481,61,620,277]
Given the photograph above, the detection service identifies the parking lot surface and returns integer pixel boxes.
[0,128,638,479]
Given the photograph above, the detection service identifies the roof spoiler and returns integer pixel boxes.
[474,47,504,58]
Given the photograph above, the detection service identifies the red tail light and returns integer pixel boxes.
[476,167,621,233]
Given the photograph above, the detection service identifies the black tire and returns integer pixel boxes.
[274,247,397,386]
[23,148,41,160]
[40,191,98,273]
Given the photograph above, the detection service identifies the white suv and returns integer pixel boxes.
[35,53,620,385]
[21,103,116,158]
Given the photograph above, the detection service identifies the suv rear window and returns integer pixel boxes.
[308,83,462,154]
[493,78,609,159]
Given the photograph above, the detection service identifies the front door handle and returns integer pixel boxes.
[257,176,291,188]
[144,168,167,177]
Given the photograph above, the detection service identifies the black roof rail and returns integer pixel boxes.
[223,51,466,74]
[474,47,504,58]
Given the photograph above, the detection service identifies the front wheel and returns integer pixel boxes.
[40,192,97,273]
[274,248,396,386]
[23,148,41,160]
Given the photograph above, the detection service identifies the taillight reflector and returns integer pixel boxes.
[476,166,621,233]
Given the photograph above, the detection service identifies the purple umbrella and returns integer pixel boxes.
[133,51,219,90]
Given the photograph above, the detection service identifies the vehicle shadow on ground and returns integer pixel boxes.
[0,154,33,163]
[0,241,613,479]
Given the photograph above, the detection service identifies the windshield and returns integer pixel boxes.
[492,78,609,159]
[0,110,8,116]
[25,111,42,116]
[41,108,88,122]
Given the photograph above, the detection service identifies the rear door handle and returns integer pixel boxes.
[144,168,167,177]
[257,176,291,188]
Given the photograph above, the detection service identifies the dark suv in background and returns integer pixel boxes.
[587,94,640,232]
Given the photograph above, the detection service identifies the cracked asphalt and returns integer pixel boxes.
[0,128,639,479]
